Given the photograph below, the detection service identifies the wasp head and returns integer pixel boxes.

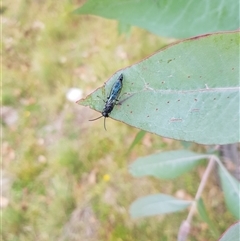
[102,111,109,118]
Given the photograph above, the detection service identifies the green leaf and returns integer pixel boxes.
[74,0,239,38]
[129,150,208,179]
[218,222,240,241]
[218,165,240,219]
[118,21,131,36]
[130,194,192,218]
[126,130,146,155]
[197,198,220,238]
[78,32,239,145]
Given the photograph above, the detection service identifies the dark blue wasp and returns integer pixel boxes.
[89,73,123,130]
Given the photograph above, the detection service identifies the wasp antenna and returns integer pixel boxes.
[89,115,103,122]
[104,117,107,131]
[119,73,123,80]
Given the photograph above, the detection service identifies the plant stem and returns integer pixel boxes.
[186,155,216,223]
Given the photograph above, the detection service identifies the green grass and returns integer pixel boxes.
[2,0,235,240]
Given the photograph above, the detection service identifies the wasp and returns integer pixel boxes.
[89,73,123,130]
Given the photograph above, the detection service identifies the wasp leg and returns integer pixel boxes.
[115,99,122,105]
[97,95,107,103]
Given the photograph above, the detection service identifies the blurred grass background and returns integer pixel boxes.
[2,0,235,240]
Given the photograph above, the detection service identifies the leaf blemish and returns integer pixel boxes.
[170,118,182,122]
[167,101,170,103]
[167,59,172,63]
[191,109,199,112]
[177,99,180,102]
[194,99,197,101]
[188,76,190,78]
[156,108,158,111]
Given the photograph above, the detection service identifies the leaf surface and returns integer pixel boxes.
[75,0,239,38]
[218,222,240,241]
[129,150,208,179]
[130,194,192,218]
[197,198,220,237]
[78,32,240,144]
[218,165,240,219]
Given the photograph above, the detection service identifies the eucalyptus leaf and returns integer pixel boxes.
[118,21,131,36]
[74,0,239,38]
[129,150,208,179]
[218,165,240,219]
[130,194,192,218]
[197,198,220,238]
[126,130,146,155]
[218,222,240,241]
[79,32,239,144]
